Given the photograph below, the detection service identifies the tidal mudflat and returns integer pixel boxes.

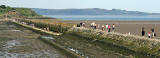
[0,21,66,58]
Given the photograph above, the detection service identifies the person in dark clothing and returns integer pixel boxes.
[94,25,97,29]
[142,27,145,36]
[154,33,156,37]
[108,25,111,32]
[151,28,155,38]
[151,28,154,32]
[142,30,145,36]
[77,24,80,27]
[80,22,83,27]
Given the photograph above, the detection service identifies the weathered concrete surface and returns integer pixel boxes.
[0,21,66,58]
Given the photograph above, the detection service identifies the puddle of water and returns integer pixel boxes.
[10,30,21,32]
[8,25,15,27]
[67,47,89,58]
[0,50,60,58]
[0,39,61,58]
[41,36,55,40]
[5,40,21,48]
[0,39,64,58]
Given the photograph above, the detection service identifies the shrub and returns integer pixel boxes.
[18,19,73,33]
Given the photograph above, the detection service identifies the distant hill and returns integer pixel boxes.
[32,8,160,15]
[0,5,40,18]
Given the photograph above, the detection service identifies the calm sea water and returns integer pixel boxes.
[46,15,160,21]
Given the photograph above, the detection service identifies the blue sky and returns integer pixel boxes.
[0,0,160,13]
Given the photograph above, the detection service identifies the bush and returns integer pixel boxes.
[18,19,73,33]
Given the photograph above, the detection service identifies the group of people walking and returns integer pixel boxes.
[90,22,97,29]
[101,24,115,32]
[90,22,116,32]
[142,27,156,38]
[78,21,157,38]
[78,22,116,32]
[77,22,86,27]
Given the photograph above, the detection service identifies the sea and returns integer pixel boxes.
[46,15,160,21]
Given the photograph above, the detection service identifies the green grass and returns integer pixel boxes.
[0,5,40,18]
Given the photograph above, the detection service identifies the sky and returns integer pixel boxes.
[0,0,160,13]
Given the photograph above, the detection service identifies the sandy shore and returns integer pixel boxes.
[59,20,160,37]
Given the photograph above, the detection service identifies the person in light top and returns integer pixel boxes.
[128,32,131,35]
[94,24,97,29]
[90,22,94,29]
[105,24,108,32]
[102,24,105,30]
[112,24,115,31]
[82,22,85,27]
[148,32,151,38]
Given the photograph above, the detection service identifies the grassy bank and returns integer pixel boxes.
[11,21,62,36]
[67,27,160,57]
[18,19,73,33]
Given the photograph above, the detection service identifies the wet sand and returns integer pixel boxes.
[60,20,160,37]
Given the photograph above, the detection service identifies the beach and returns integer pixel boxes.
[59,20,160,37]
